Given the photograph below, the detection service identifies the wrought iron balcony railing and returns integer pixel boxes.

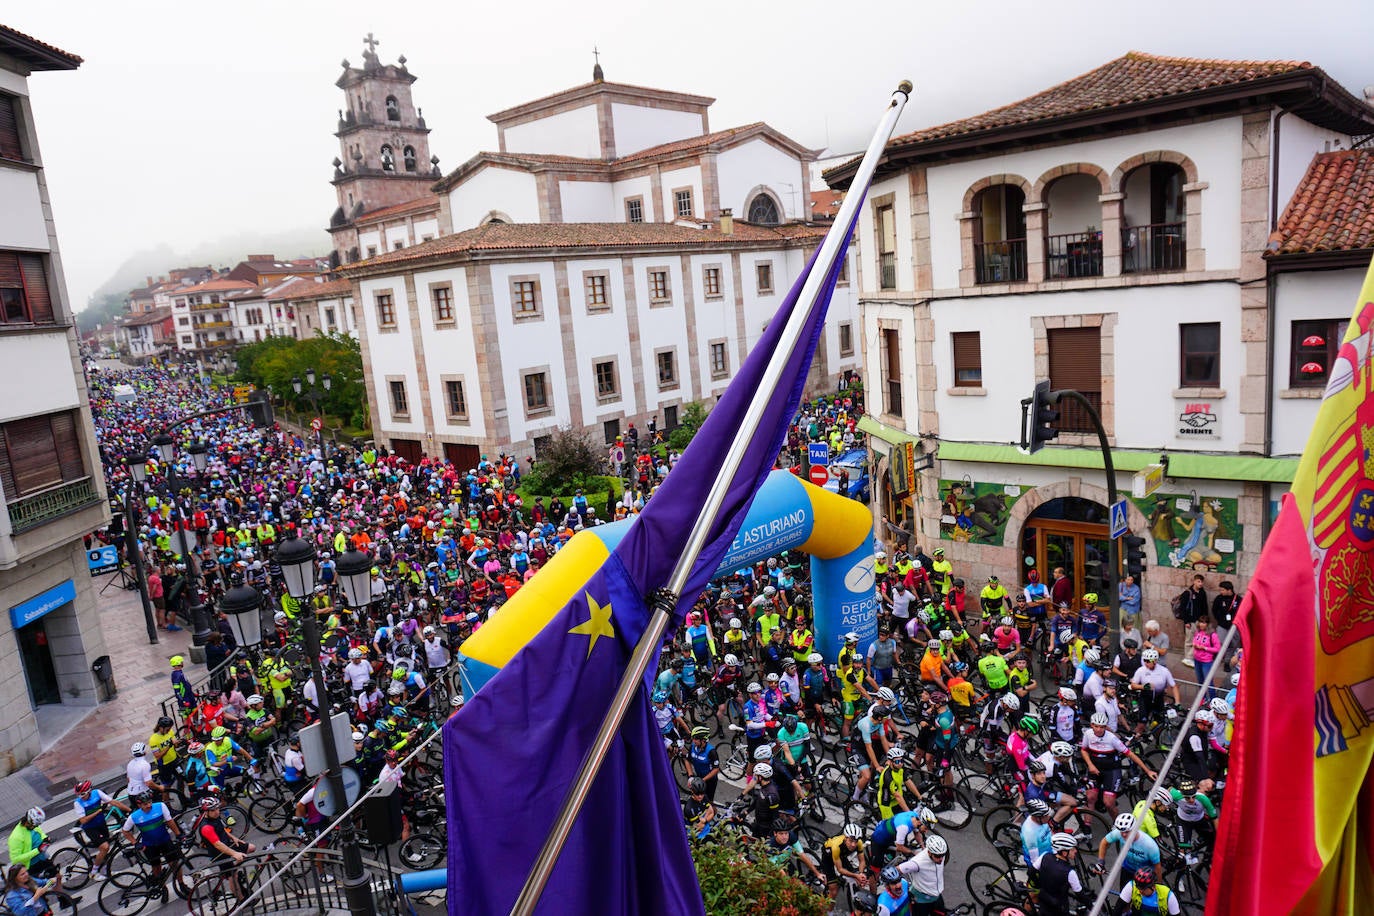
[8,477,101,533]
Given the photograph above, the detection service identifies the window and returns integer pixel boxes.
[656,349,678,389]
[324,307,337,330]
[393,241,404,250]
[664,405,678,430]
[444,379,468,420]
[648,269,670,303]
[380,145,395,172]
[0,411,85,499]
[747,193,780,225]
[374,292,396,328]
[389,380,409,416]
[367,246,378,258]
[1179,322,1220,387]
[431,285,454,323]
[674,188,694,219]
[877,203,897,290]
[0,252,53,324]
[625,197,644,223]
[584,272,609,311]
[511,278,541,318]
[883,328,902,417]
[973,185,1029,284]
[0,94,23,162]
[603,419,620,445]
[403,146,417,171]
[524,371,549,413]
[385,96,400,121]
[1048,326,1102,432]
[951,331,983,387]
[838,256,850,285]
[709,340,729,379]
[756,262,773,294]
[703,266,722,298]
[1290,318,1347,388]
[839,322,854,357]
[593,359,618,401]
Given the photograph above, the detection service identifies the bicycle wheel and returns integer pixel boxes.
[981,804,1021,843]
[249,795,290,833]
[719,743,747,781]
[98,874,152,916]
[220,804,248,831]
[964,860,1022,907]
[1063,806,1112,846]
[50,845,94,890]
[928,784,974,830]
[399,833,446,870]
[815,763,853,807]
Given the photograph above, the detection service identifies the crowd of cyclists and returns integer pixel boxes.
[0,358,1237,916]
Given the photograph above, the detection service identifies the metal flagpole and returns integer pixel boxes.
[509,80,914,916]
[1086,622,1242,915]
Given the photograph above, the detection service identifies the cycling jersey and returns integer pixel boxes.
[124,802,175,847]
[838,665,864,703]
[871,811,922,848]
[877,878,913,916]
[1169,789,1216,823]
[205,737,242,767]
[980,584,1009,614]
[777,723,811,765]
[1132,664,1175,695]
[1081,728,1128,761]
[801,667,828,703]
[148,729,178,765]
[1021,817,1052,867]
[919,651,944,682]
[1052,703,1078,742]
[874,765,910,818]
[822,835,864,873]
[652,703,682,736]
[1104,829,1161,874]
[687,742,719,778]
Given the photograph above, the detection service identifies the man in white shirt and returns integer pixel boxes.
[896,833,948,912]
[125,743,159,798]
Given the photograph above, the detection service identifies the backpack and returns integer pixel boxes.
[1171,591,1186,620]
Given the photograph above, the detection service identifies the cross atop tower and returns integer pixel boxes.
[592,45,604,82]
[363,32,380,54]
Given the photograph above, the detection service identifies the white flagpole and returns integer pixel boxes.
[509,80,914,915]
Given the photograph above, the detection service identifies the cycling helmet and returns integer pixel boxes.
[924,835,948,856]
[979,634,993,646]
[1152,786,1174,806]
[170,656,184,667]
[671,658,686,671]
[938,629,954,641]
[200,796,221,811]
[374,720,392,733]
[870,704,891,720]
[651,690,668,703]
[724,654,741,667]
[1051,741,1074,757]
[388,683,405,696]
[131,742,147,757]
[917,608,932,624]
[952,578,965,589]
[843,823,863,839]
[1123,638,1139,650]
[1051,832,1079,852]
[1142,649,1160,662]
[1027,799,1052,817]
[877,687,897,704]
[807,653,824,665]
[75,779,92,794]
[351,731,366,741]
[783,658,798,669]
[24,807,44,825]
[1090,712,1109,727]
[1058,630,1074,645]
[765,673,780,684]
[753,763,773,779]
[844,632,860,644]
[1195,709,1216,726]
[687,777,706,794]
[423,626,436,636]
[1114,813,1136,832]
[247,694,264,705]
[1133,866,1155,886]
[390,705,407,718]
[130,793,151,805]
[879,865,902,885]
[1178,778,1199,797]
[348,648,363,660]
[392,667,407,680]
[157,716,174,729]
[1231,672,1241,687]
[1058,687,1076,701]
[1028,759,1046,774]
[782,715,798,731]
[1019,715,1041,735]
[729,618,742,630]
[1000,909,1028,916]
[385,749,399,762]
[886,746,906,762]
[753,745,773,761]
[1083,649,1101,665]
[915,805,938,826]
[1210,698,1232,717]
[211,726,228,739]
[763,586,776,596]
[187,741,205,755]
[274,612,288,623]
[927,639,941,650]
[1000,693,1020,711]
[1082,593,1099,605]
[1000,616,1013,627]
[691,726,710,740]
[929,692,949,706]
[746,682,762,693]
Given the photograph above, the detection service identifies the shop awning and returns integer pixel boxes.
[934,441,1299,484]
[857,415,920,446]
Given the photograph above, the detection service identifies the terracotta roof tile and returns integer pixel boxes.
[615,123,768,163]
[268,276,355,301]
[175,279,258,296]
[1267,150,1374,257]
[352,197,442,223]
[0,23,82,69]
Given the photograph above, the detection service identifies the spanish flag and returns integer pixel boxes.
[1209,256,1374,914]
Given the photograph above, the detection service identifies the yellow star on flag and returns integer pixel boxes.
[568,592,615,658]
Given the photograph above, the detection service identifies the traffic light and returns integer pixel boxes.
[1123,534,1147,579]
[1021,379,1060,454]
[245,391,275,429]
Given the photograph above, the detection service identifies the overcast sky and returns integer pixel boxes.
[7,0,1371,310]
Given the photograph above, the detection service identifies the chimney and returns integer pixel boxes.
[146,276,153,286]
[719,209,733,236]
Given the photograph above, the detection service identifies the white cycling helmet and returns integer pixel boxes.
[917,608,932,623]
[1051,832,1079,852]
[1090,713,1109,726]
[843,823,863,839]
[765,673,780,683]
[1210,698,1232,717]
[1058,687,1077,701]
[753,763,773,779]
[1114,813,1136,832]
[1027,799,1052,817]
[1083,649,1102,665]
[746,682,762,693]
[131,742,147,757]
[1230,672,1241,687]
[844,631,860,644]
[915,805,938,826]
[807,653,824,665]
[1195,709,1217,725]
[877,687,897,704]
[1050,741,1074,757]
[1142,649,1160,662]
[247,694,264,705]
[1000,616,1013,627]
[729,618,742,630]
[753,745,773,761]
[25,807,45,826]
[348,648,363,659]
[388,683,405,696]
[1058,630,1074,645]
[724,654,741,667]
[1000,694,1021,711]
[1152,786,1174,806]
[886,746,906,761]
[939,629,954,641]
[763,586,776,596]
[924,835,948,856]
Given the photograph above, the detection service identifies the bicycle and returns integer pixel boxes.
[97,845,199,916]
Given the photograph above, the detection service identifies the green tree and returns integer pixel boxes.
[668,401,710,452]
[522,426,605,496]
[233,332,368,429]
[689,838,828,916]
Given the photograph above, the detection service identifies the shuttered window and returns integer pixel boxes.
[0,412,86,498]
[0,94,22,162]
[0,252,55,324]
[883,328,902,417]
[1048,326,1102,433]
[951,332,982,387]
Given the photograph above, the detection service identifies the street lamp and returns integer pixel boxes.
[188,441,209,472]
[217,576,263,649]
[274,535,374,916]
[336,548,373,609]
[123,456,158,644]
[294,368,333,459]
[153,433,175,462]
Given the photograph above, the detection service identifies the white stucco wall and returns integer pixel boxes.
[862,300,921,424]
[448,167,541,229]
[660,166,703,221]
[503,105,601,158]
[384,226,409,250]
[631,256,691,405]
[1271,267,1366,456]
[858,174,916,294]
[612,176,653,222]
[0,169,49,251]
[356,276,425,435]
[413,218,440,241]
[566,258,636,423]
[0,333,79,417]
[559,179,615,222]
[411,266,486,441]
[716,139,807,221]
[689,253,739,399]
[924,117,1246,289]
[489,262,568,443]
[358,230,382,257]
[1274,116,1355,227]
[611,104,703,157]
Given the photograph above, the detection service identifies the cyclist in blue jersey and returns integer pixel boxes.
[685,612,714,671]
[72,779,130,874]
[869,806,937,867]
[1020,799,1055,868]
[686,727,721,801]
[850,703,894,802]
[1095,813,1162,882]
[875,865,912,916]
[801,653,830,738]
[121,793,183,882]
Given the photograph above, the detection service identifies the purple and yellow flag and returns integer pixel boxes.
[1210,255,1374,914]
[442,224,856,914]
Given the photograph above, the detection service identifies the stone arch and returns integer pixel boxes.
[1030,162,1110,204]
[1109,151,1199,193]
[743,185,784,224]
[479,210,514,226]
[961,173,1033,213]
[1002,479,1161,567]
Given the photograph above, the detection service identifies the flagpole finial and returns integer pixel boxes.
[896,80,913,96]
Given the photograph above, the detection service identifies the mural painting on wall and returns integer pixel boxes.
[1130,492,1244,575]
[938,479,1028,544]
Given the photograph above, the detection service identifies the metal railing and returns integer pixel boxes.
[1045,231,1103,278]
[973,238,1028,284]
[1122,222,1186,273]
[159,648,246,729]
[1052,389,1102,434]
[7,476,101,533]
[187,847,403,916]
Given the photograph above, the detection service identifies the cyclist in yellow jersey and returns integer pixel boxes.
[723,618,747,654]
[931,547,953,596]
[147,716,181,792]
[873,551,889,579]
[1130,787,1174,840]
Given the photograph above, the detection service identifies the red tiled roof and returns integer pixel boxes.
[122,307,172,328]
[616,123,769,163]
[1267,150,1374,257]
[0,23,81,69]
[487,79,713,123]
[811,190,843,219]
[353,197,442,224]
[342,220,833,272]
[267,277,354,301]
[175,279,257,296]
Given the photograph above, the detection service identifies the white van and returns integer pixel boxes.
[113,384,137,404]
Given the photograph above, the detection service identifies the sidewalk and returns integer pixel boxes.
[0,575,193,824]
